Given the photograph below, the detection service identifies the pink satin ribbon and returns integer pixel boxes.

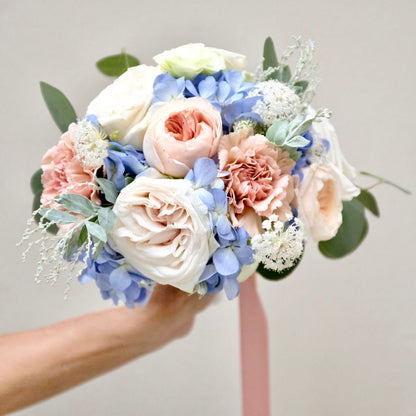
[239,273,271,416]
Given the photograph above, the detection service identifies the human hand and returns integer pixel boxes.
[124,285,217,354]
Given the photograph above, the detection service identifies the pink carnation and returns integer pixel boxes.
[218,129,295,236]
[40,123,100,206]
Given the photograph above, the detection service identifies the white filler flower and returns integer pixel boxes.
[251,215,304,272]
[249,80,302,125]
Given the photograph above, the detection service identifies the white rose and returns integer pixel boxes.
[309,112,360,200]
[153,43,247,79]
[87,65,161,148]
[108,170,219,293]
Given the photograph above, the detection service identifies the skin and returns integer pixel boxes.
[0,285,215,415]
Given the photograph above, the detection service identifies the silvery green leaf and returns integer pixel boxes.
[54,194,98,216]
[98,207,116,232]
[288,114,313,137]
[96,177,118,204]
[38,209,78,224]
[86,221,107,242]
[266,119,289,145]
[40,82,77,133]
[284,135,311,148]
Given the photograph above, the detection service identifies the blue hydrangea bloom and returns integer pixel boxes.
[104,142,148,191]
[185,70,262,133]
[292,130,314,181]
[153,70,263,134]
[153,73,185,103]
[185,157,254,300]
[79,244,155,309]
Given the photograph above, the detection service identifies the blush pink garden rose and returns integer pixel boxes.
[298,164,342,242]
[108,169,218,293]
[218,128,296,236]
[40,123,100,206]
[143,97,222,177]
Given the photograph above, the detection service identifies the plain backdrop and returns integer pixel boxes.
[1,0,415,415]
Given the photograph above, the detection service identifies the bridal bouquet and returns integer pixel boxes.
[22,38,405,308]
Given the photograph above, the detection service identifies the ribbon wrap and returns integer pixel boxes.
[239,273,271,416]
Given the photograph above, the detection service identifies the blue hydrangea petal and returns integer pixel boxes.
[216,81,231,103]
[223,277,240,300]
[109,267,132,291]
[233,245,255,265]
[216,215,235,240]
[198,263,217,283]
[193,158,218,186]
[198,77,217,99]
[224,70,244,91]
[213,247,240,277]
[195,188,215,210]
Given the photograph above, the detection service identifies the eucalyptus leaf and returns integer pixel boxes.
[360,171,411,194]
[38,209,79,224]
[96,52,140,77]
[280,65,291,83]
[356,189,380,217]
[96,177,118,204]
[54,194,98,217]
[257,250,303,281]
[40,82,77,133]
[97,207,116,232]
[30,169,43,195]
[263,37,279,80]
[285,135,311,148]
[319,199,368,258]
[86,221,107,242]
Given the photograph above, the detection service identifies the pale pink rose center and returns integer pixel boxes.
[164,110,210,142]
[318,178,338,223]
[140,194,190,247]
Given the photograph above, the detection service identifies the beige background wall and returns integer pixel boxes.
[1,0,415,414]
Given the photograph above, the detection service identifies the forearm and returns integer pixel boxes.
[0,307,153,415]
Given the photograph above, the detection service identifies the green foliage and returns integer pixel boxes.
[360,171,411,195]
[96,51,140,77]
[263,37,279,77]
[356,189,380,217]
[293,80,309,94]
[30,169,43,194]
[97,207,116,232]
[257,250,303,281]
[280,65,291,83]
[86,221,107,242]
[95,177,119,204]
[38,208,79,224]
[40,82,77,133]
[265,109,329,160]
[54,194,98,217]
[319,199,368,258]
